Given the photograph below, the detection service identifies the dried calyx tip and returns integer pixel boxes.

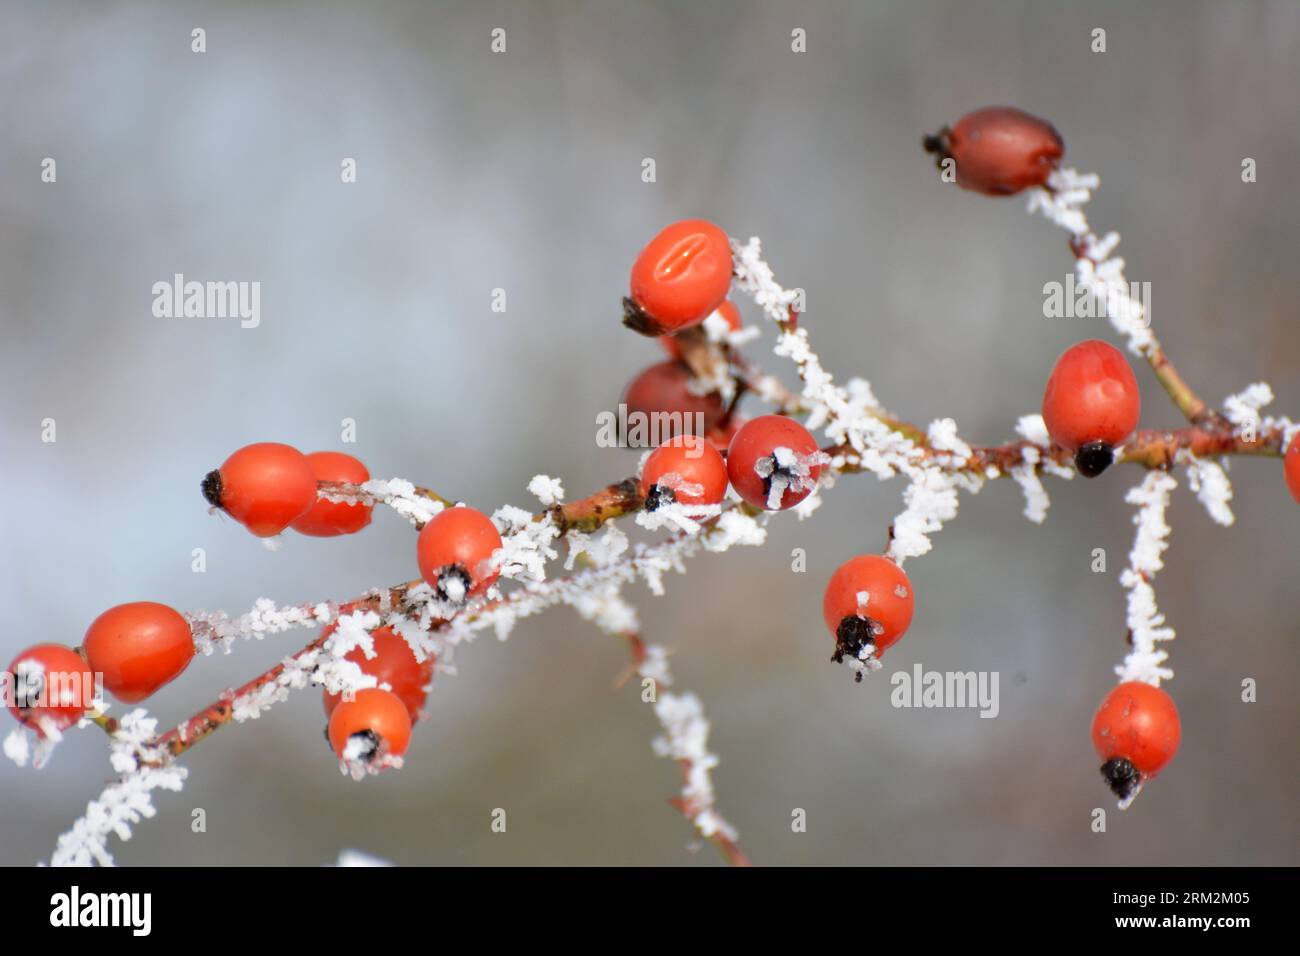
[832,616,877,666]
[1074,442,1114,478]
[621,296,665,337]
[922,127,951,167]
[1100,757,1141,801]
[435,565,472,604]
[643,484,675,513]
[346,729,381,764]
[201,469,223,508]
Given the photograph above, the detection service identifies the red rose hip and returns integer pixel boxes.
[1091,681,1181,801]
[416,506,503,603]
[823,556,914,676]
[1285,432,1300,505]
[625,219,733,336]
[622,361,726,439]
[6,644,94,734]
[82,601,195,703]
[640,434,729,511]
[290,451,373,537]
[203,442,318,537]
[924,106,1064,196]
[726,415,824,510]
[328,687,412,765]
[1041,339,1141,477]
[322,625,435,722]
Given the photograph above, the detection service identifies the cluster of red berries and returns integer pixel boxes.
[624,220,904,683]
[202,442,373,537]
[623,219,827,514]
[201,442,508,767]
[926,112,1142,477]
[6,602,195,735]
[323,621,436,766]
[621,219,745,449]
[922,108,1146,477]
[924,107,1188,795]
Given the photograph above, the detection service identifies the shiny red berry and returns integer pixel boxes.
[82,602,194,703]
[625,219,733,336]
[416,506,503,603]
[290,451,373,537]
[622,361,726,438]
[659,300,743,360]
[328,687,412,763]
[1091,681,1181,801]
[726,415,824,510]
[1041,339,1141,477]
[823,556,914,672]
[6,644,94,735]
[322,625,434,722]
[924,106,1064,196]
[640,434,729,511]
[1285,432,1300,505]
[203,442,317,537]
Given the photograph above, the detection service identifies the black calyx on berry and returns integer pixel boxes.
[434,564,473,604]
[922,127,952,169]
[621,296,666,337]
[832,615,877,667]
[1100,756,1141,800]
[347,729,381,764]
[643,484,676,513]
[201,469,224,509]
[1074,441,1114,478]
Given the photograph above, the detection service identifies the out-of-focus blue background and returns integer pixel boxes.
[1,0,1296,865]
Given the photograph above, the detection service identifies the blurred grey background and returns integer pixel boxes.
[1,0,1296,866]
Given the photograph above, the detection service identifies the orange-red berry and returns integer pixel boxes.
[726,415,824,511]
[823,556,914,675]
[622,361,726,438]
[1091,681,1181,801]
[322,625,434,722]
[1042,339,1141,477]
[290,451,373,537]
[625,219,733,336]
[6,644,94,734]
[203,442,317,537]
[416,506,503,603]
[659,300,743,360]
[1285,432,1300,505]
[328,687,412,764]
[82,602,194,703]
[640,434,729,511]
[924,106,1064,196]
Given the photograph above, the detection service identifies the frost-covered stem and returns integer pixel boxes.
[1144,344,1213,425]
[621,633,750,867]
[1118,422,1286,468]
[1031,171,1217,426]
[547,479,643,534]
[151,628,336,760]
[829,420,1284,483]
